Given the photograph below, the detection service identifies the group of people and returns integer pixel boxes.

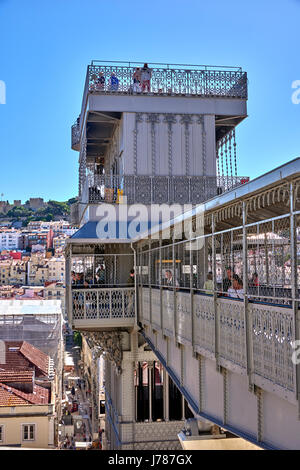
[203,267,260,300]
[132,63,152,93]
[92,63,152,93]
[71,267,105,288]
[162,266,259,300]
[60,435,76,450]
[71,267,135,289]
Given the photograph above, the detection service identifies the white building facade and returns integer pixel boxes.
[0,231,21,251]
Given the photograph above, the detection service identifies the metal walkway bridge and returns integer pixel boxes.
[135,158,300,450]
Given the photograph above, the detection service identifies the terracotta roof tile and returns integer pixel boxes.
[20,342,49,376]
[0,368,34,384]
[4,341,49,377]
[0,383,28,406]
[0,382,50,406]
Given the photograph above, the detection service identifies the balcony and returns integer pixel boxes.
[85,174,249,205]
[86,61,247,99]
[71,287,135,330]
[66,250,135,330]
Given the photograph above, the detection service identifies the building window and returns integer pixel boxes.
[22,424,35,441]
[0,425,4,442]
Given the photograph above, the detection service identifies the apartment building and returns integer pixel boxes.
[0,260,27,286]
[0,230,21,251]
[46,257,65,283]
[53,235,68,254]
[8,260,27,285]
[27,261,49,286]
[20,228,54,252]
[43,282,65,318]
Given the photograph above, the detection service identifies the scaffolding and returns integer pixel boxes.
[0,299,63,368]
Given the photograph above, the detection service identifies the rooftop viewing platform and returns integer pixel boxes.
[72,60,248,147]
[86,60,247,98]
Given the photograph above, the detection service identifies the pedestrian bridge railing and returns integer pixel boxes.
[139,287,296,400]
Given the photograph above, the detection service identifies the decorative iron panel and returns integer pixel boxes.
[87,174,249,205]
[251,303,295,392]
[218,298,246,368]
[72,288,135,322]
[141,287,150,323]
[193,294,215,354]
[162,289,174,334]
[176,291,192,343]
[151,288,161,328]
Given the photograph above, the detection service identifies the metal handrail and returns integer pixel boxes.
[85,174,249,205]
[90,59,243,71]
[86,64,247,99]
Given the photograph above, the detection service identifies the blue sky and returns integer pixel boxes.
[0,0,299,202]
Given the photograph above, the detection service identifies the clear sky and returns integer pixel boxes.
[0,0,299,203]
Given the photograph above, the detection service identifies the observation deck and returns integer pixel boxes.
[71,60,248,152]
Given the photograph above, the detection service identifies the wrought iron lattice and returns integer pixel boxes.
[72,288,135,321]
[218,298,246,368]
[251,303,295,391]
[86,174,249,205]
[71,119,80,149]
[78,137,87,197]
[87,64,247,99]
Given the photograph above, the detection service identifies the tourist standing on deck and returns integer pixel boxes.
[109,72,119,91]
[96,72,105,90]
[141,63,152,92]
[133,67,141,92]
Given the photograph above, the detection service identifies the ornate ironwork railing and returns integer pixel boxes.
[139,288,296,394]
[86,63,247,99]
[71,120,81,150]
[86,174,249,205]
[72,287,135,322]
